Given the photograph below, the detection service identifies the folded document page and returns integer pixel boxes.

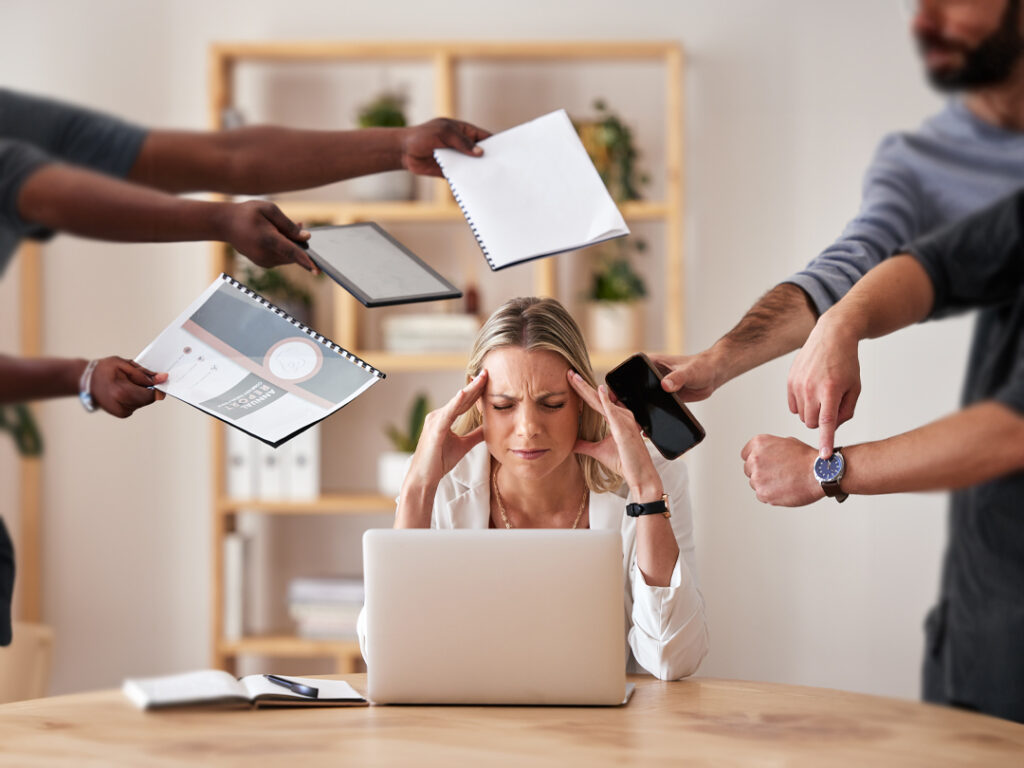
[136,274,384,447]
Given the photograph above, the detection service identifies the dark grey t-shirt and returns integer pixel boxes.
[904,190,1024,723]
[0,89,147,645]
[787,101,1024,723]
[0,88,148,274]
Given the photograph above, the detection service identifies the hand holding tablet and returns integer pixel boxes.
[305,223,462,307]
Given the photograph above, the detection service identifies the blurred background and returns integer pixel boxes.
[0,0,966,698]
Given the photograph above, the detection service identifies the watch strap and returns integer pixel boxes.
[625,494,671,518]
[820,481,848,503]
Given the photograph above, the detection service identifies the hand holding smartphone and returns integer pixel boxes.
[605,353,706,460]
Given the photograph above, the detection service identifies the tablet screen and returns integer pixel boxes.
[306,223,461,307]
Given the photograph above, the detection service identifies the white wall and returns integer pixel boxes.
[0,0,967,699]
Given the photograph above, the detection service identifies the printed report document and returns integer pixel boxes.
[434,108,630,270]
[136,274,384,447]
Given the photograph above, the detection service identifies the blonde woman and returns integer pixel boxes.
[383,297,707,680]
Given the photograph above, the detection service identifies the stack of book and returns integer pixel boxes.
[382,314,480,354]
[287,576,365,640]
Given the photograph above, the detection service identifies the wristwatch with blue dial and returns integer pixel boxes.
[813,448,848,503]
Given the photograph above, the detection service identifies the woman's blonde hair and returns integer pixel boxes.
[453,296,622,494]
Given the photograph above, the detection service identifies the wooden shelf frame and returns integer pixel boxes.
[207,39,685,673]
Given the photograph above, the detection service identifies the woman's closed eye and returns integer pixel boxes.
[490,401,566,411]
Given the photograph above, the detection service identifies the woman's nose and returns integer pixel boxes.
[514,404,540,437]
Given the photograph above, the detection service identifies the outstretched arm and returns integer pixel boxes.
[791,187,1024,457]
[0,354,167,418]
[741,401,1024,506]
[128,118,491,194]
[652,137,925,404]
[18,163,317,271]
[650,283,818,401]
[787,255,935,457]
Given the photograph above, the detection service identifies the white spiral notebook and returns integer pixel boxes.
[434,109,630,271]
[135,274,384,447]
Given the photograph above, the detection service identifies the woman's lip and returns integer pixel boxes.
[511,449,548,460]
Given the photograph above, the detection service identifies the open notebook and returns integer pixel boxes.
[123,670,366,710]
[434,109,630,270]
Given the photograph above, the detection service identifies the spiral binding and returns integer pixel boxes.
[434,153,496,270]
[219,273,385,380]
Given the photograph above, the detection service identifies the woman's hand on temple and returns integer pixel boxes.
[403,370,489,491]
[567,370,663,500]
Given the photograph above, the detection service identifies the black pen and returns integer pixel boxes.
[263,674,319,698]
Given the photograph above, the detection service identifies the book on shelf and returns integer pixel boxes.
[290,604,363,640]
[381,313,480,354]
[288,576,365,604]
[136,274,384,447]
[288,576,365,640]
[434,108,630,271]
[123,670,366,710]
[223,533,248,642]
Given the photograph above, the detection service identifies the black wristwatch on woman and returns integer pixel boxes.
[625,493,671,518]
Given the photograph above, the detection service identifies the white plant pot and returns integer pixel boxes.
[377,451,413,498]
[347,170,415,201]
[586,301,645,353]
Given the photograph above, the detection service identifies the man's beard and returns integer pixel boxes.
[918,0,1024,91]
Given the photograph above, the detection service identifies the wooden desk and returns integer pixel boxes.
[1,675,1021,766]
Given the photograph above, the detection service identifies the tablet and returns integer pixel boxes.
[305,223,462,307]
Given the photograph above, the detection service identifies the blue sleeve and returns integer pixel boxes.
[784,134,926,315]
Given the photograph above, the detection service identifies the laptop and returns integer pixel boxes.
[362,529,627,705]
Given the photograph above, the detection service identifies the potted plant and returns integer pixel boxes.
[378,392,429,497]
[349,90,415,202]
[585,238,648,353]
[240,263,315,327]
[574,99,649,203]
[0,404,43,457]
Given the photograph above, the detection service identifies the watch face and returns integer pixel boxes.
[813,453,845,482]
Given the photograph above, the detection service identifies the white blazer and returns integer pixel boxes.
[359,442,709,681]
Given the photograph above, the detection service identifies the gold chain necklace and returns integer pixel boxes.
[491,464,588,530]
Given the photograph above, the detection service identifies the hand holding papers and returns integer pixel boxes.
[135,274,383,447]
[434,109,630,270]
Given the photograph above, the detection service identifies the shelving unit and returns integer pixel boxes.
[13,243,43,624]
[208,40,685,673]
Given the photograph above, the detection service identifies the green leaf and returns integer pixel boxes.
[0,403,43,457]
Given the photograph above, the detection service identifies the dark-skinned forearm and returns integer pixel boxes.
[19,164,231,243]
[0,355,86,403]
[130,127,407,194]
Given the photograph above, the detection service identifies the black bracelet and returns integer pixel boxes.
[625,494,670,518]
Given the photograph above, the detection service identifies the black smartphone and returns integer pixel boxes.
[605,353,706,460]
